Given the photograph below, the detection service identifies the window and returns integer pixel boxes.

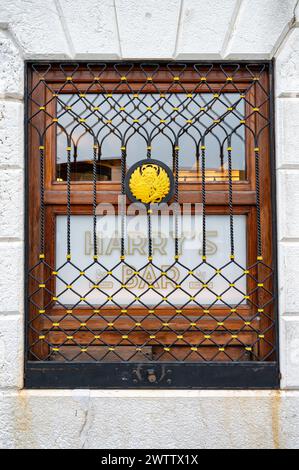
[26,62,278,388]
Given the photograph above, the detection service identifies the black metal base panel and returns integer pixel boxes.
[26,362,279,389]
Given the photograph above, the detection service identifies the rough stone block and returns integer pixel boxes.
[0,29,23,98]
[0,169,23,239]
[228,0,295,58]
[0,100,23,168]
[115,0,180,58]
[280,316,299,388]
[277,170,299,240]
[278,243,299,314]
[276,98,299,169]
[1,0,69,58]
[177,0,237,58]
[59,0,120,58]
[0,315,23,389]
[0,242,23,312]
[0,391,299,448]
[276,27,299,95]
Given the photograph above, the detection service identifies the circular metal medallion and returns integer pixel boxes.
[125,159,174,204]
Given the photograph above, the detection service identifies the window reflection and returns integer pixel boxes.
[56,93,245,182]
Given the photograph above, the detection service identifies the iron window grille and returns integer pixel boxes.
[25,61,279,388]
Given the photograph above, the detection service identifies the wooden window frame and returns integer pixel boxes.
[25,61,279,389]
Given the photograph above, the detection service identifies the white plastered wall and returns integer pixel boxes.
[0,0,299,448]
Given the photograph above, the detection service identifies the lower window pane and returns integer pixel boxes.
[55,214,247,307]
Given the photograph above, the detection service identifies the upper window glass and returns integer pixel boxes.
[56,92,245,182]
